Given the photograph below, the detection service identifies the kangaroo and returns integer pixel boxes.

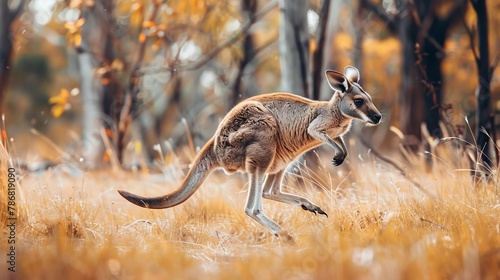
[118,66,381,240]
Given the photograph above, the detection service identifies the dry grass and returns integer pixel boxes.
[1,141,500,280]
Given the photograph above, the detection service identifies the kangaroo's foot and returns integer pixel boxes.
[301,202,328,217]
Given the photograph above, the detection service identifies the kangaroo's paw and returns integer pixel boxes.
[301,203,328,217]
[332,154,346,166]
[275,230,295,245]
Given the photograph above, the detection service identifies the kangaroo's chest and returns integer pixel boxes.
[326,121,351,138]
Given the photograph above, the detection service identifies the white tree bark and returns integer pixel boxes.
[79,53,104,167]
[318,0,344,100]
[278,0,310,97]
[78,4,110,167]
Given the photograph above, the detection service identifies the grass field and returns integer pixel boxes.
[1,139,499,280]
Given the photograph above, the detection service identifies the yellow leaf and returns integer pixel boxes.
[102,149,111,162]
[49,88,71,118]
[156,23,167,30]
[130,2,142,12]
[152,38,162,51]
[130,3,143,27]
[117,1,134,15]
[178,1,186,13]
[134,140,142,154]
[142,21,155,28]
[49,96,61,104]
[310,38,316,54]
[51,105,65,118]
[69,0,83,8]
[1,129,7,142]
[138,32,146,43]
[75,18,86,28]
[64,22,74,30]
[73,33,82,47]
[85,0,95,7]
[102,78,110,85]
[111,59,124,72]
[95,66,109,75]
[49,89,69,104]
[105,128,114,138]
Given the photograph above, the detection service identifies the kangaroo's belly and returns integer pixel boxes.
[267,139,322,174]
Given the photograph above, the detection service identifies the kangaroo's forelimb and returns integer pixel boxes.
[307,118,348,166]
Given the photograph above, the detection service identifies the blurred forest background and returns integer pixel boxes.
[1,0,499,171]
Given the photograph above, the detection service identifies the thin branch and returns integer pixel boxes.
[414,43,439,110]
[134,0,278,76]
[490,53,500,76]
[253,36,278,57]
[463,16,480,65]
[410,0,447,55]
[420,217,449,231]
[117,1,162,163]
[489,115,499,168]
[359,0,397,32]
[8,0,25,23]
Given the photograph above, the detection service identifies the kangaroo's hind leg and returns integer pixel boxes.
[244,170,283,235]
[241,137,293,242]
[262,170,328,217]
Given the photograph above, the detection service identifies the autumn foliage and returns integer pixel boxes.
[1,0,500,279]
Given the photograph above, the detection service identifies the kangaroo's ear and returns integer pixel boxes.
[344,66,360,83]
[325,70,349,93]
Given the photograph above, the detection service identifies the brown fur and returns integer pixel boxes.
[118,66,381,240]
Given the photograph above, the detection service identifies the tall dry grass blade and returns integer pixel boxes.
[356,133,435,198]
[181,118,196,159]
[30,128,72,162]
[100,127,120,172]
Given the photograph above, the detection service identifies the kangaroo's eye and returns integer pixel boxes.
[353,99,364,107]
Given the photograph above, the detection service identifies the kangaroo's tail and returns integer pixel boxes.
[118,138,218,209]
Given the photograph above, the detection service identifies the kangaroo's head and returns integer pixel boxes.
[325,66,382,125]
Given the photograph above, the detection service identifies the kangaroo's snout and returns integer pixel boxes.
[369,112,382,125]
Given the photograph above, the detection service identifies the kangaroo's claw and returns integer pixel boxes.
[332,155,345,166]
[316,208,328,217]
[301,204,328,217]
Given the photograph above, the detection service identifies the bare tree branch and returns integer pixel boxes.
[134,0,278,76]
[414,43,439,110]
[490,54,500,76]
[410,0,455,55]
[8,0,24,23]
[463,17,480,64]
[117,1,162,163]
[359,0,397,32]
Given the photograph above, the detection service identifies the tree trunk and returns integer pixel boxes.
[318,0,343,101]
[311,0,331,101]
[0,0,23,117]
[398,0,425,150]
[78,1,116,167]
[471,0,493,168]
[351,0,364,74]
[399,0,464,149]
[278,0,310,97]
[363,0,464,151]
[231,0,259,108]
